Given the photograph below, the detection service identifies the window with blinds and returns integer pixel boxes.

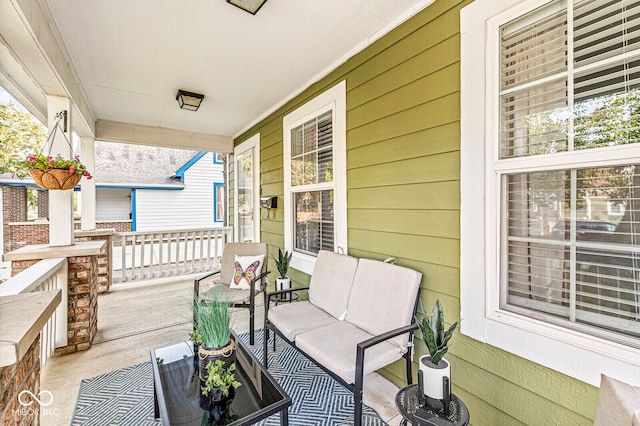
[499,0,640,347]
[289,110,335,255]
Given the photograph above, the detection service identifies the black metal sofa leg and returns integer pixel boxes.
[249,305,255,345]
[354,378,363,426]
[354,347,365,426]
[263,327,269,368]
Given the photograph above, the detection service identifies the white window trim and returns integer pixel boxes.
[283,80,347,275]
[234,134,260,243]
[460,0,640,388]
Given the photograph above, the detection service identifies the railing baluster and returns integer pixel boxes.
[111,226,231,284]
[142,234,146,279]
[174,233,180,276]
[157,233,162,278]
[191,231,196,273]
[197,230,204,272]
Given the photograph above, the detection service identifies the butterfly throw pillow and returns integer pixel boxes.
[230,254,264,290]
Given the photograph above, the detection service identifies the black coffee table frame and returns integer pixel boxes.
[151,330,291,425]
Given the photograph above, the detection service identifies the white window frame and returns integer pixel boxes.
[460,0,640,388]
[283,80,347,275]
[234,134,260,243]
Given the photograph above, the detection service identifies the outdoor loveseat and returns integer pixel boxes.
[263,250,422,426]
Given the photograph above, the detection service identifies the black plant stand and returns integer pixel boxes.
[395,372,469,426]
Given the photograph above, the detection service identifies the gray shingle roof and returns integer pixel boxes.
[94,141,200,186]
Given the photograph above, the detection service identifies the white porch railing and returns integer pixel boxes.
[0,257,68,367]
[112,226,232,283]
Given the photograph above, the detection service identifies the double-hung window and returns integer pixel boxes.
[461,0,640,385]
[500,0,640,346]
[284,81,347,274]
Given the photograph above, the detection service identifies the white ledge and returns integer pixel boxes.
[3,240,106,262]
[0,290,61,367]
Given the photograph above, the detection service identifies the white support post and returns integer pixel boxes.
[47,95,74,246]
[80,137,96,230]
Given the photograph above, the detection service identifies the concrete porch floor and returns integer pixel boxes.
[40,278,404,425]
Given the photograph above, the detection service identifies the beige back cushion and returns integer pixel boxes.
[308,250,359,319]
[594,374,640,426]
[345,258,421,349]
[220,242,268,285]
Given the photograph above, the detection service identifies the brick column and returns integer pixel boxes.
[0,337,40,426]
[36,191,48,219]
[74,230,114,294]
[5,241,106,355]
[55,255,98,355]
[2,187,28,254]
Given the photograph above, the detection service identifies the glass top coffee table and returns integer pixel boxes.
[151,330,291,425]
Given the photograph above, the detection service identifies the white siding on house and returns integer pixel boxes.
[96,188,131,220]
[135,152,224,231]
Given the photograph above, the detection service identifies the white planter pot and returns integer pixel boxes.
[419,355,450,400]
[276,277,291,291]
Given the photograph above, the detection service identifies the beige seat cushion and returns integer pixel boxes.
[594,374,640,426]
[308,250,359,320]
[295,321,405,384]
[268,301,337,341]
[202,282,251,304]
[345,258,421,349]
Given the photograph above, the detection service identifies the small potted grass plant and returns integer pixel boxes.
[272,248,292,297]
[192,294,235,381]
[417,299,458,400]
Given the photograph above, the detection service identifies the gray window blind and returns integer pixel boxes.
[499,0,640,347]
[290,110,334,255]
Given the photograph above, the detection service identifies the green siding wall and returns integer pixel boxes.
[234,0,599,424]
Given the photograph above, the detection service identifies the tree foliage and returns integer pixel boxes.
[0,102,46,174]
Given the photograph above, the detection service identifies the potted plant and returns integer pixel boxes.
[417,299,458,400]
[199,359,241,421]
[192,294,235,381]
[17,153,93,190]
[272,248,292,295]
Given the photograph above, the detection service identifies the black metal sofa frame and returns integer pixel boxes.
[262,250,422,426]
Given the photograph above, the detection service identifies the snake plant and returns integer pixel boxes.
[418,299,458,366]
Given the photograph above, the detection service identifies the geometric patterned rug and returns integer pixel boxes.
[72,331,388,425]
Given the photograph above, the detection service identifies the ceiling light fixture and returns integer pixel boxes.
[227,0,267,15]
[176,90,205,111]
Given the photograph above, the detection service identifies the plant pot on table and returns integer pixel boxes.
[198,339,236,381]
[199,387,236,423]
[419,355,451,400]
[275,277,291,300]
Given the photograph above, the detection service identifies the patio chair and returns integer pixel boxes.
[194,242,270,345]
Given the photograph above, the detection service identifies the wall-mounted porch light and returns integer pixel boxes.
[227,0,267,15]
[176,90,205,111]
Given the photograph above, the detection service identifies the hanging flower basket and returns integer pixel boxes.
[29,168,83,190]
[14,112,92,190]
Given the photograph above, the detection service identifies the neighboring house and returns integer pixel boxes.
[0,141,225,253]
[93,141,226,231]
[231,1,640,424]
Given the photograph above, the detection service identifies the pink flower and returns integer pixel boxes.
[69,167,76,174]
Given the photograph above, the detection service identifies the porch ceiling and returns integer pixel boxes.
[0,0,433,151]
